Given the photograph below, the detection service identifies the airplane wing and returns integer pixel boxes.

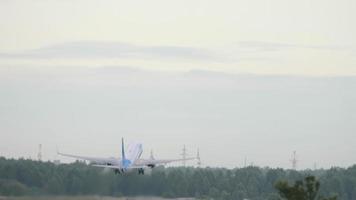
[58,151,118,165]
[135,157,196,166]
[92,164,148,169]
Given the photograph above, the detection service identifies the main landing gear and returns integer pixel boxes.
[138,168,144,175]
[114,168,144,175]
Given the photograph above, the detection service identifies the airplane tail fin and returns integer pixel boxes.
[121,138,132,169]
[121,138,126,162]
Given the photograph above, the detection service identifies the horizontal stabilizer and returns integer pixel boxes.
[92,164,148,169]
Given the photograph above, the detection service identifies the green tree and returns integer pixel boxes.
[275,176,337,200]
[0,157,356,199]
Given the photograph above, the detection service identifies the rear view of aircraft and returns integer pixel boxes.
[58,138,197,175]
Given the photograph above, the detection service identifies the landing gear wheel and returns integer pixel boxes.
[138,168,144,175]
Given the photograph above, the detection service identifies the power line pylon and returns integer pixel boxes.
[290,151,298,170]
[181,145,187,167]
[196,148,201,167]
[37,144,42,161]
[150,149,155,160]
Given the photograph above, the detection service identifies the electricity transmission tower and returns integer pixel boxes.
[290,151,298,170]
[181,145,187,167]
[37,144,42,161]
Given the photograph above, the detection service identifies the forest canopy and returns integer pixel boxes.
[0,157,355,200]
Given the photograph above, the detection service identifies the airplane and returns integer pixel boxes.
[58,138,197,175]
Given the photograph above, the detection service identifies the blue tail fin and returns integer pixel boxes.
[121,138,131,168]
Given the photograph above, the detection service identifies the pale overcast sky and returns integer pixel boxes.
[1,0,356,75]
[0,0,355,169]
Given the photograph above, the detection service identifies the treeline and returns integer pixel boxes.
[0,157,355,200]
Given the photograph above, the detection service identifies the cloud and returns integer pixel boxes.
[236,41,356,52]
[1,40,355,75]
[0,41,217,61]
[4,40,353,61]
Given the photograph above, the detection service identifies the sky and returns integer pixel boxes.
[1,0,356,75]
[0,0,355,169]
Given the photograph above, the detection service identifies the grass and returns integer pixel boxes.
[0,196,195,200]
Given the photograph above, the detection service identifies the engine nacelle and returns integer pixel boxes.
[147,164,155,168]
